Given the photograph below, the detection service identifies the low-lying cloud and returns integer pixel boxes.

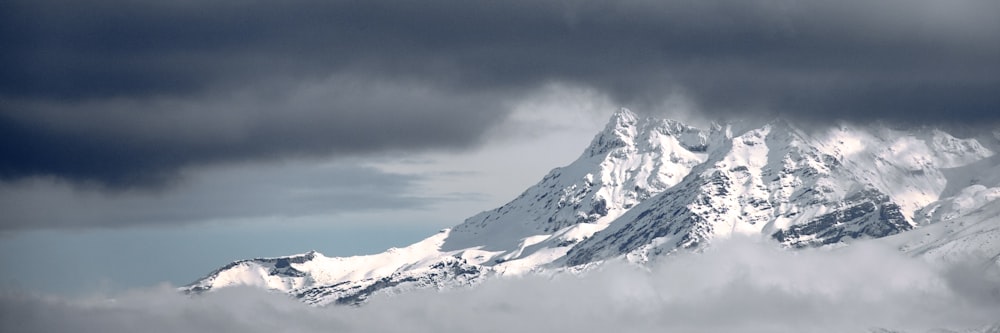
[4,239,998,333]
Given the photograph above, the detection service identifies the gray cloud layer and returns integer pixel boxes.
[2,0,998,187]
[0,162,441,230]
[3,239,998,332]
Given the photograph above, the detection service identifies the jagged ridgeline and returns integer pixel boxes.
[185,108,1000,305]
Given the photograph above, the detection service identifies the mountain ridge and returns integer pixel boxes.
[184,108,1000,305]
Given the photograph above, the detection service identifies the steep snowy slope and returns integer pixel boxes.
[185,109,1000,305]
[186,108,715,304]
[565,120,994,265]
[441,108,712,273]
[893,154,1000,270]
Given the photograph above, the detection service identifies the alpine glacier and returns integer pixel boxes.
[185,108,1000,306]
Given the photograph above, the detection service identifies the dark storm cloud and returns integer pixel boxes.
[0,75,505,188]
[2,0,998,187]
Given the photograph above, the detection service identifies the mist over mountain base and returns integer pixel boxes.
[4,238,998,333]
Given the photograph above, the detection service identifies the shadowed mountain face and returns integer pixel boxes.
[185,109,1000,305]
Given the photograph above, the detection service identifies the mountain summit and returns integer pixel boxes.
[185,109,1000,305]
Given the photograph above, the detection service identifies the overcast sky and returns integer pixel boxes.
[1,0,999,294]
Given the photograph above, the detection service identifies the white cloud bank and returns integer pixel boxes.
[3,238,998,333]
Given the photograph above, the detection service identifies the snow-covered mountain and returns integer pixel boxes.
[184,108,1000,305]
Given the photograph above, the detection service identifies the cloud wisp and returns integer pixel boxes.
[2,0,998,188]
[3,238,998,333]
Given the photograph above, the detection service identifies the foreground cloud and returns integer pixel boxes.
[3,238,998,333]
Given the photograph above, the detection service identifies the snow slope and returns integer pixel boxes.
[185,108,1000,305]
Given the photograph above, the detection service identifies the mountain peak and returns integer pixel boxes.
[585,108,640,157]
[586,108,709,157]
[609,107,639,128]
